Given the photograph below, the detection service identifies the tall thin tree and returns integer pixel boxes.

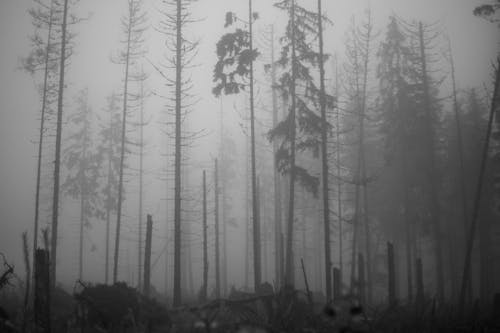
[50,0,69,286]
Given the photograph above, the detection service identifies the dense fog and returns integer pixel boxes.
[0,0,499,332]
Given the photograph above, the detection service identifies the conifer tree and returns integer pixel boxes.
[270,0,333,287]
[62,88,103,280]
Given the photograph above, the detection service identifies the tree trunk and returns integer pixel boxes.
[317,0,332,301]
[138,78,145,290]
[22,232,30,333]
[418,22,444,302]
[219,97,227,297]
[285,0,297,289]
[172,0,183,306]
[79,185,84,281]
[113,7,133,284]
[34,249,51,333]
[105,103,113,284]
[459,59,500,314]
[143,215,152,297]
[33,0,54,279]
[245,126,250,290]
[448,39,471,301]
[270,24,282,291]
[334,57,343,281]
[387,242,396,305]
[248,0,261,292]
[215,158,220,298]
[202,170,208,301]
[50,0,69,288]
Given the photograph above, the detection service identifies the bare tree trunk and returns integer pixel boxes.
[448,39,471,301]
[270,24,282,290]
[285,0,297,289]
[50,0,69,288]
[79,186,84,281]
[317,0,332,301]
[138,78,145,290]
[350,152,361,293]
[245,126,250,290]
[387,242,396,305]
[334,57,343,281]
[459,58,500,315]
[33,0,54,277]
[219,97,227,296]
[105,105,113,284]
[143,215,152,297]
[113,7,133,284]
[172,0,183,306]
[418,22,444,302]
[215,158,220,298]
[248,0,261,292]
[22,232,30,333]
[359,12,373,303]
[201,171,208,300]
[34,249,51,333]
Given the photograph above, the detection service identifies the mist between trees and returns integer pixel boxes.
[0,0,499,332]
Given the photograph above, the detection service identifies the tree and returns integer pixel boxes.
[317,0,333,301]
[376,16,421,301]
[51,0,75,287]
[97,93,122,284]
[212,1,262,291]
[112,0,147,283]
[459,60,500,314]
[474,0,500,24]
[21,0,59,278]
[62,88,103,280]
[156,0,198,306]
[270,0,333,288]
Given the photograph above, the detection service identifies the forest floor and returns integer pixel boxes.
[2,281,500,332]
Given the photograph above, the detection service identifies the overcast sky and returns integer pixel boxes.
[0,0,498,289]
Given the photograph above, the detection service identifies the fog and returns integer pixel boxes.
[0,0,499,331]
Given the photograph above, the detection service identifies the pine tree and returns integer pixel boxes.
[97,93,122,284]
[376,16,420,300]
[270,0,333,288]
[156,0,198,306]
[62,88,103,281]
[22,0,59,277]
[212,1,262,291]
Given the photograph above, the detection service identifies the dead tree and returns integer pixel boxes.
[215,159,220,298]
[317,0,332,301]
[50,0,69,288]
[201,171,208,301]
[459,59,500,315]
[113,0,147,284]
[143,215,152,297]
